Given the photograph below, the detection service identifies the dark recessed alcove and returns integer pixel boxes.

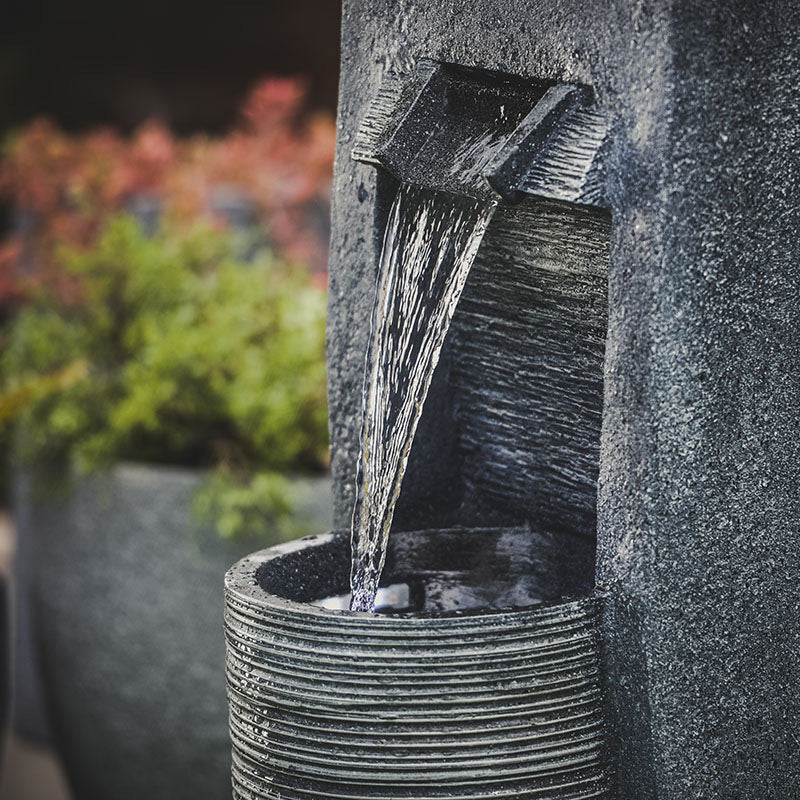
[395,196,610,594]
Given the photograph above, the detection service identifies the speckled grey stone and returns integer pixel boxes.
[327,2,800,797]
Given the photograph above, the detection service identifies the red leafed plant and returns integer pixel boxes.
[0,77,335,307]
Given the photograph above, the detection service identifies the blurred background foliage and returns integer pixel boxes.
[0,76,335,539]
[0,7,341,796]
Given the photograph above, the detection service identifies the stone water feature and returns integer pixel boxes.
[225,57,613,797]
[226,1,800,798]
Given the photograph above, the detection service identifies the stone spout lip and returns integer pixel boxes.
[224,528,612,798]
[352,59,608,208]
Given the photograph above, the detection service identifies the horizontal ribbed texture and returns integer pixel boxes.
[225,532,611,799]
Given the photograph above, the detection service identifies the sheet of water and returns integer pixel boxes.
[350,183,496,611]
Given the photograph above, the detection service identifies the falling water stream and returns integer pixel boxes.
[350,184,496,611]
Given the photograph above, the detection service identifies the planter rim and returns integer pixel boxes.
[90,459,331,480]
[225,528,597,625]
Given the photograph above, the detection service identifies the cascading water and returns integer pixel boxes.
[349,184,496,611]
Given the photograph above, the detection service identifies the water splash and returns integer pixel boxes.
[350,183,496,611]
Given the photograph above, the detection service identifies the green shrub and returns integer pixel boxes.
[0,213,329,541]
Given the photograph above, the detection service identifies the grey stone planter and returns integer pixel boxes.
[225,528,611,799]
[18,463,331,800]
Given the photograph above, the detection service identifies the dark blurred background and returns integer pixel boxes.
[0,0,340,133]
[0,3,340,797]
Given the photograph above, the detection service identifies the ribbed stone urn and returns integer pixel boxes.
[224,528,611,799]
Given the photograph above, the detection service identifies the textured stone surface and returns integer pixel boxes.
[446,198,609,543]
[327,1,800,796]
[598,4,800,796]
